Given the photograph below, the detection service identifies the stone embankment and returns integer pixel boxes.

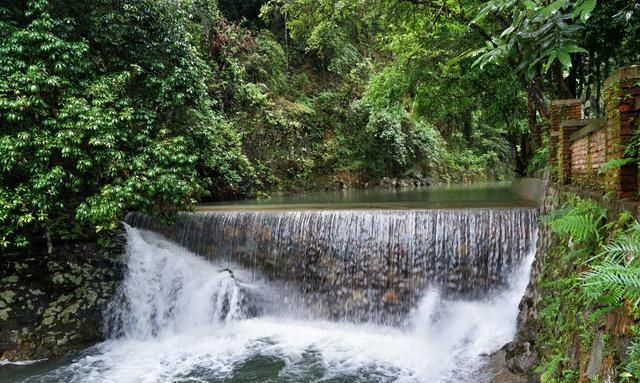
[0,239,123,360]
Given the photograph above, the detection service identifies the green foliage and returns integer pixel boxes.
[472,0,595,78]
[527,135,551,174]
[581,221,640,308]
[542,194,640,382]
[599,222,640,262]
[4,0,639,251]
[582,258,640,307]
[545,198,606,244]
[598,158,638,175]
[535,353,566,383]
[0,0,257,249]
[534,244,586,383]
[545,197,640,309]
[622,341,640,381]
[246,31,288,91]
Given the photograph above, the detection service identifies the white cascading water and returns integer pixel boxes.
[126,208,538,325]
[25,221,537,383]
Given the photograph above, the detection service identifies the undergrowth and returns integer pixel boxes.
[535,194,640,382]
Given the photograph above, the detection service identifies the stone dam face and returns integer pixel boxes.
[125,208,538,325]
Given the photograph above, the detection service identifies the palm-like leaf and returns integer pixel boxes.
[600,239,640,262]
[623,342,640,379]
[597,221,640,262]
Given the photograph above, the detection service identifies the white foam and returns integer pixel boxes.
[29,225,536,382]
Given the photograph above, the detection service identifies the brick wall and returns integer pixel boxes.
[590,129,606,170]
[560,120,588,184]
[550,100,583,182]
[571,137,589,174]
[603,66,640,199]
[549,65,640,200]
[569,121,606,189]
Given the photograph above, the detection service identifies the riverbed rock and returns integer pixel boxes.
[504,340,539,374]
[377,176,432,189]
[486,349,527,383]
[0,236,124,360]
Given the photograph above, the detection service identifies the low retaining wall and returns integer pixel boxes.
[511,178,547,204]
[126,207,538,325]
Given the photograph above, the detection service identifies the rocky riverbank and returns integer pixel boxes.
[494,182,640,383]
[483,179,555,383]
[310,170,435,191]
[0,237,124,361]
[502,183,559,377]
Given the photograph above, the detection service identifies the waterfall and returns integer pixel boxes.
[126,208,537,324]
[104,228,268,340]
[20,207,539,383]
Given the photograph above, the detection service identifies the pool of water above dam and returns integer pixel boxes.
[199,182,537,210]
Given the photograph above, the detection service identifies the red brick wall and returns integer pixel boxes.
[550,66,640,199]
[571,137,589,174]
[551,100,583,183]
[590,129,606,171]
[570,127,606,188]
[604,66,640,199]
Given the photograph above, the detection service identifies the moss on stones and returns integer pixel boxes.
[0,237,124,361]
[511,189,640,383]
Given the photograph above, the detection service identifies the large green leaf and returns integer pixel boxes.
[557,48,572,67]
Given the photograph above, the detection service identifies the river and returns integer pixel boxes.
[0,183,538,382]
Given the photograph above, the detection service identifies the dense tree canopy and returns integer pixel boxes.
[1,0,638,250]
[0,0,256,249]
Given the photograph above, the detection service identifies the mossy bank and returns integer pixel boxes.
[0,237,124,360]
[503,184,640,382]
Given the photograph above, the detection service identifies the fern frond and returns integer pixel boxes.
[546,198,606,245]
[581,260,640,307]
[598,158,637,174]
[550,215,599,242]
[588,306,615,322]
[600,239,640,262]
[541,208,572,224]
[597,221,640,262]
[623,341,640,380]
[628,221,640,236]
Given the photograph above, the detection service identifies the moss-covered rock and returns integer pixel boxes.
[0,236,124,360]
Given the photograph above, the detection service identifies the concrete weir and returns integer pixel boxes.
[125,180,542,325]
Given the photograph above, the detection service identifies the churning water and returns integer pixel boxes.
[126,208,537,324]
[9,204,538,383]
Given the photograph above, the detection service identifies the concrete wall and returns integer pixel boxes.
[511,177,548,204]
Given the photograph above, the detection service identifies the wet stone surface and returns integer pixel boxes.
[127,208,538,325]
[0,240,124,360]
